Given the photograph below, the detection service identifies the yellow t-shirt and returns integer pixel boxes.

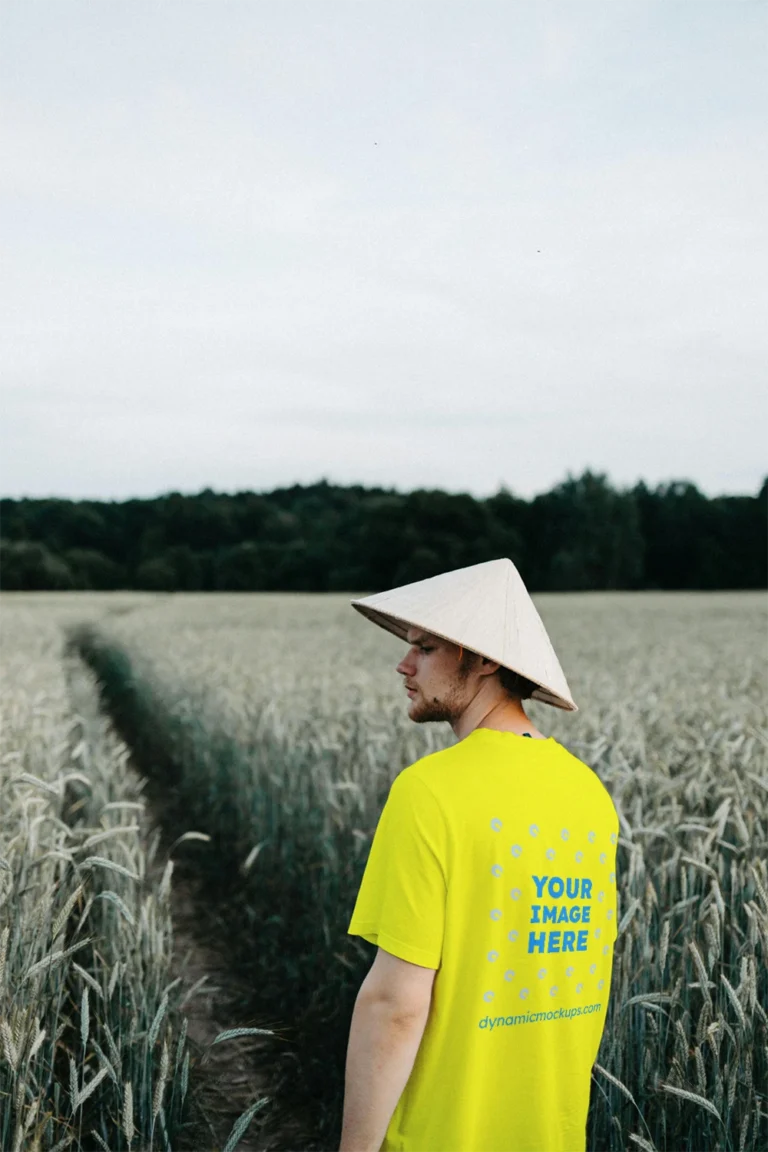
[347,728,620,1152]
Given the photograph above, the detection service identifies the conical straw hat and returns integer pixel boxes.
[351,558,577,712]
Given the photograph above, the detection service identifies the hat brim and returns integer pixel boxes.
[351,601,578,712]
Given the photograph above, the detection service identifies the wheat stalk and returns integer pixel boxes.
[660,1082,722,1121]
[152,1039,170,1121]
[222,1098,270,1152]
[122,1080,134,1148]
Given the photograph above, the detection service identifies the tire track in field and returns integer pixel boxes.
[168,872,272,1152]
[66,623,318,1152]
[62,639,275,1152]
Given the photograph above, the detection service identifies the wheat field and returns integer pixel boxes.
[2,590,767,1150]
[0,597,269,1151]
[0,597,192,1150]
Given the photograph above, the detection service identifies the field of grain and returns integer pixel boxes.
[0,598,191,1150]
[0,598,268,1152]
[3,590,767,1151]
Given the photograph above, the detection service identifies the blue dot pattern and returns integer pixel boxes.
[478,799,619,1027]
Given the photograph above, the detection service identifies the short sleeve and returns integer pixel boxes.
[347,770,447,970]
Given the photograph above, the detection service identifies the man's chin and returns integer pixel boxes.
[408,702,454,724]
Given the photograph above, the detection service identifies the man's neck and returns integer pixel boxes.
[452,692,544,742]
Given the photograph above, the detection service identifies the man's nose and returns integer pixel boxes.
[396,654,415,676]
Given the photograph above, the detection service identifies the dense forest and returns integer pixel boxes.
[1,470,766,592]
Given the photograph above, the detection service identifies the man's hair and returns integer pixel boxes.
[497,665,538,701]
[457,648,538,701]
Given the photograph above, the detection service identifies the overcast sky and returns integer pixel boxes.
[2,2,766,502]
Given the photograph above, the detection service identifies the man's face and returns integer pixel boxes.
[395,628,475,724]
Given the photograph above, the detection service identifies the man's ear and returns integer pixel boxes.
[478,657,501,677]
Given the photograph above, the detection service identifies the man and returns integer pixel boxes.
[340,558,619,1152]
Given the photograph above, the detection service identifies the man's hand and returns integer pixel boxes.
[339,948,437,1152]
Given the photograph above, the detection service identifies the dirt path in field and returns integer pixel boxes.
[146,811,312,1152]
[150,834,320,1152]
[65,650,302,1151]
[68,626,320,1152]
[169,873,270,1152]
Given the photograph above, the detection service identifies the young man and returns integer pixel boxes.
[340,558,619,1152]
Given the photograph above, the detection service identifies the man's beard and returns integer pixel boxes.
[409,686,465,724]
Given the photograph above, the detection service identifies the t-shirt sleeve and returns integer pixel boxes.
[347,770,447,970]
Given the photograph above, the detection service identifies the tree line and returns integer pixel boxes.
[1,470,765,592]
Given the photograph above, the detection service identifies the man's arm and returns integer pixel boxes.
[339,948,437,1152]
